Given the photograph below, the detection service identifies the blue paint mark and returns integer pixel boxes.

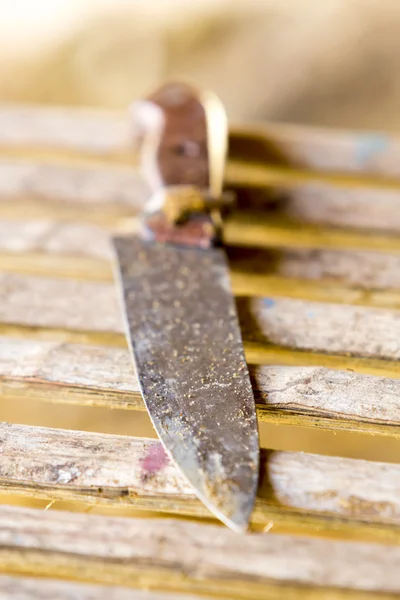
[355,134,388,167]
[307,311,315,318]
[263,298,276,308]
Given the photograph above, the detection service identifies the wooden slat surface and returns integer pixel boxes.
[234,123,400,177]
[2,220,400,288]
[1,422,400,543]
[0,106,129,155]
[1,105,400,595]
[0,160,146,211]
[0,504,400,599]
[0,575,205,600]
[2,221,400,312]
[274,182,400,231]
[4,158,400,238]
[2,337,400,435]
[1,105,400,179]
[3,108,400,238]
[2,272,400,362]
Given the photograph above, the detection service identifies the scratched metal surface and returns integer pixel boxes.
[113,235,259,531]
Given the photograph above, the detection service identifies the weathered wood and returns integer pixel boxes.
[2,422,400,543]
[0,160,147,211]
[4,159,400,238]
[2,272,400,361]
[5,109,400,242]
[0,575,204,600]
[268,247,400,290]
[0,106,129,155]
[2,220,400,288]
[236,123,400,178]
[1,106,400,179]
[2,257,400,311]
[0,504,400,599]
[225,215,400,254]
[4,117,400,235]
[2,105,400,598]
[2,337,400,435]
[242,297,400,360]
[0,220,113,260]
[2,222,400,313]
[274,181,400,232]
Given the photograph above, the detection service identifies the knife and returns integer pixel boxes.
[113,82,259,532]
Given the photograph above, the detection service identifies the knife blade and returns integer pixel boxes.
[113,83,259,531]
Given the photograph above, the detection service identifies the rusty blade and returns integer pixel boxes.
[113,235,259,531]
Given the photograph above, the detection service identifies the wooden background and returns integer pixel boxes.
[1,106,400,597]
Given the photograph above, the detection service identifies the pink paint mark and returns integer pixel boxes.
[140,443,169,478]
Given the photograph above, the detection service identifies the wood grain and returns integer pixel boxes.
[274,181,400,232]
[237,123,400,178]
[0,106,129,155]
[2,158,400,239]
[2,106,400,598]
[2,220,400,289]
[241,297,400,360]
[2,222,400,314]
[224,215,400,254]
[2,422,400,543]
[2,272,400,361]
[2,115,400,235]
[0,504,400,598]
[1,106,400,179]
[0,575,205,600]
[2,255,400,310]
[2,337,400,435]
[0,160,147,211]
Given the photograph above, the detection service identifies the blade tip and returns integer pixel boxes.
[204,492,256,534]
[223,516,251,534]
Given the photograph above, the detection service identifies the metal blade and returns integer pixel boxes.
[113,235,259,531]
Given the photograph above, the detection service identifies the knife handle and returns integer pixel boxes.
[130,82,210,193]
[130,82,234,249]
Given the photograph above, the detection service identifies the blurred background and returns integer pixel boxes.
[1,0,400,509]
[2,0,400,129]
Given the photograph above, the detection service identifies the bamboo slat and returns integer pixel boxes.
[0,575,203,600]
[234,123,400,178]
[3,108,400,237]
[1,105,400,179]
[1,422,400,543]
[4,158,400,237]
[1,220,400,287]
[0,160,146,211]
[272,181,400,231]
[0,106,129,155]
[1,272,400,362]
[2,105,400,597]
[0,504,399,599]
[2,221,400,309]
[2,337,400,435]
